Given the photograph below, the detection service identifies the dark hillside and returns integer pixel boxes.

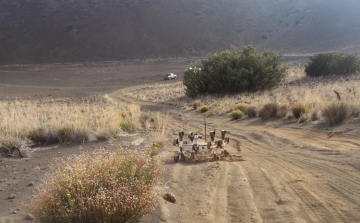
[0,0,359,64]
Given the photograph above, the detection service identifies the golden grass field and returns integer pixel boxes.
[114,66,360,120]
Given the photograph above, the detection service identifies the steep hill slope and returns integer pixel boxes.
[0,0,359,64]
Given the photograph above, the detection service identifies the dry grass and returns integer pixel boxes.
[0,97,144,150]
[29,149,162,223]
[150,112,169,151]
[113,65,360,124]
[322,102,348,126]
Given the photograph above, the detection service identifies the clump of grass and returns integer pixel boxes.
[230,110,244,120]
[277,103,289,118]
[200,105,209,113]
[151,113,169,150]
[291,102,307,120]
[298,114,308,123]
[322,102,348,126]
[29,149,162,223]
[257,103,278,119]
[193,100,203,110]
[233,103,249,112]
[245,106,257,117]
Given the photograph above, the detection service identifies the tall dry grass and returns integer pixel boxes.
[29,149,162,223]
[113,65,360,123]
[0,97,142,147]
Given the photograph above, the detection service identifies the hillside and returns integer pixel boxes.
[0,0,360,64]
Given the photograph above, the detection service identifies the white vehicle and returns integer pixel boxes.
[164,73,177,80]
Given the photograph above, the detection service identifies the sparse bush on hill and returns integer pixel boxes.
[192,100,203,109]
[234,103,249,112]
[305,52,360,77]
[245,106,257,118]
[200,105,209,112]
[257,103,278,119]
[230,110,244,120]
[29,149,162,223]
[322,102,348,126]
[291,102,307,120]
[183,45,288,97]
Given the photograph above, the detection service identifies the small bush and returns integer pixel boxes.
[120,119,134,131]
[200,105,209,112]
[322,102,348,126]
[291,102,307,120]
[261,33,268,39]
[29,149,161,223]
[230,110,244,120]
[234,103,249,112]
[192,100,203,109]
[245,106,257,117]
[257,103,278,119]
[305,52,360,77]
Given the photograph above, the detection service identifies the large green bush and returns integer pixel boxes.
[183,45,288,97]
[305,52,360,77]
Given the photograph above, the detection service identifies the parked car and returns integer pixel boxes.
[164,73,177,80]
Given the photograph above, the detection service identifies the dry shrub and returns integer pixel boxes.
[291,102,307,120]
[233,103,249,112]
[200,105,209,113]
[322,102,348,126]
[192,100,203,110]
[277,103,289,118]
[206,106,221,117]
[245,106,257,117]
[298,114,308,123]
[230,110,244,120]
[151,113,169,150]
[257,103,278,119]
[29,149,162,223]
[0,136,32,158]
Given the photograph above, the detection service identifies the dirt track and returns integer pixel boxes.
[1,61,360,223]
[114,93,360,223]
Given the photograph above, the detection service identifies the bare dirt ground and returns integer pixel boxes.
[1,59,360,223]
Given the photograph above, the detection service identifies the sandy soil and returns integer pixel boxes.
[1,60,360,223]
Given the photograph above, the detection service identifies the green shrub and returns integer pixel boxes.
[29,149,161,223]
[230,110,244,120]
[305,52,360,77]
[261,33,268,39]
[183,45,288,97]
[322,102,348,126]
[257,103,278,119]
[291,102,307,120]
[192,100,203,109]
[234,103,249,112]
[200,105,209,112]
[245,106,257,117]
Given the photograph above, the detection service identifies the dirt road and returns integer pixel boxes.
[120,95,360,223]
